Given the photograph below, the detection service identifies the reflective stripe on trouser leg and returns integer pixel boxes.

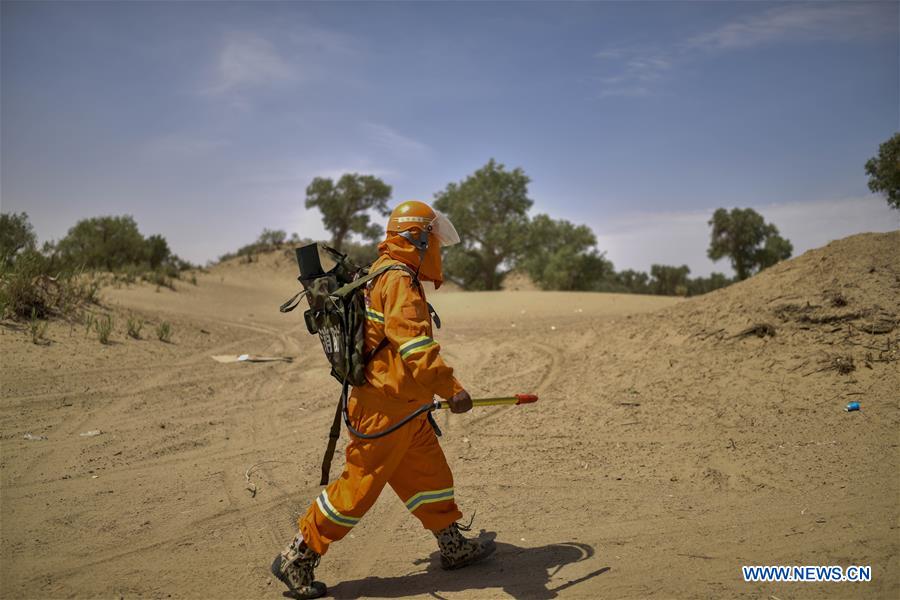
[299,403,418,555]
[315,490,360,528]
[406,487,454,511]
[389,417,463,531]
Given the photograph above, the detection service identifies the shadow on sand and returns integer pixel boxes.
[327,533,609,599]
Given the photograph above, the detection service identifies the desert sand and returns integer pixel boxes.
[1,231,898,599]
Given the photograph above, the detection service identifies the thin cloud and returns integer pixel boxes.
[593,45,675,98]
[206,32,295,95]
[686,2,894,51]
[593,45,673,97]
[594,2,894,98]
[363,122,431,158]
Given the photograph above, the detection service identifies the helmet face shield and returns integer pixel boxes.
[429,210,460,247]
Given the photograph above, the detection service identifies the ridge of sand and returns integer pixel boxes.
[1,231,897,599]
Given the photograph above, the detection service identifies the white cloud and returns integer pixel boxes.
[686,2,894,51]
[206,32,295,95]
[593,2,894,98]
[592,44,674,97]
[590,196,899,277]
[363,122,431,158]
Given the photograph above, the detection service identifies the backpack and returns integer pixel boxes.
[280,243,436,484]
[279,243,413,387]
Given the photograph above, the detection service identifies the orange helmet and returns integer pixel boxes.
[386,200,459,247]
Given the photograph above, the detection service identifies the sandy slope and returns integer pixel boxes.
[1,232,897,599]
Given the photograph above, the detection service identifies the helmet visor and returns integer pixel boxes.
[430,210,460,247]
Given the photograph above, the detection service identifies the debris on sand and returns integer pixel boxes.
[855,318,896,335]
[244,460,293,497]
[211,354,293,364]
[827,291,848,307]
[829,355,856,375]
[79,430,102,437]
[804,354,857,377]
[732,323,776,339]
[23,433,47,441]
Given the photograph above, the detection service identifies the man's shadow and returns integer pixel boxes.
[328,532,610,599]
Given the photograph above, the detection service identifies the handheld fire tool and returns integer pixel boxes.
[432,394,539,410]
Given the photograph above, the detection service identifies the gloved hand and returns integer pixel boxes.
[448,389,473,413]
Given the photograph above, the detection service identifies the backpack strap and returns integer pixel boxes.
[320,379,346,485]
[427,302,441,329]
[278,289,308,313]
[330,264,409,299]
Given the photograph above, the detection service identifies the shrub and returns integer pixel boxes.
[83,312,95,337]
[117,264,142,285]
[51,214,192,277]
[56,216,147,271]
[156,321,172,343]
[127,316,144,339]
[219,230,311,263]
[1,212,37,267]
[29,308,48,345]
[0,251,99,320]
[144,269,175,291]
[95,315,113,344]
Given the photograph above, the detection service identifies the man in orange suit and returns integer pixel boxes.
[272,200,495,599]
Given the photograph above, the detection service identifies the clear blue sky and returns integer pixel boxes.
[2,1,898,275]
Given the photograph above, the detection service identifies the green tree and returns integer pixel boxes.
[433,159,532,290]
[145,234,171,270]
[220,228,290,262]
[756,234,793,271]
[686,272,732,296]
[56,215,148,271]
[305,174,392,251]
[707,208,792,281]
[257,228,287,248]
[0,212,37,266]
[613,269,651,294]
[649,264,691,296]
[520,214,613,290]
[864,132,900,209]
[342,240,379,266]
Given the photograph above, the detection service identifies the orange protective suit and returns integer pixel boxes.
[298,235,465,555]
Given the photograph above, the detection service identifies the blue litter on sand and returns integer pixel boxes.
[845,401,860,412]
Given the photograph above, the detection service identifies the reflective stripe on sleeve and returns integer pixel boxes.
[366,308,385,324]
[398,336,438,358]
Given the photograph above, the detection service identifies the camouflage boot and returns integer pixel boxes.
[434,522,496,570]
[270,534,327,599]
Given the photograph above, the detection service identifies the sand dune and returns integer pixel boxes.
[1,231,897,599]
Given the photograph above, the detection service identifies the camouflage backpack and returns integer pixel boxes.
[280,243,416,386]
[280,243,419,483]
